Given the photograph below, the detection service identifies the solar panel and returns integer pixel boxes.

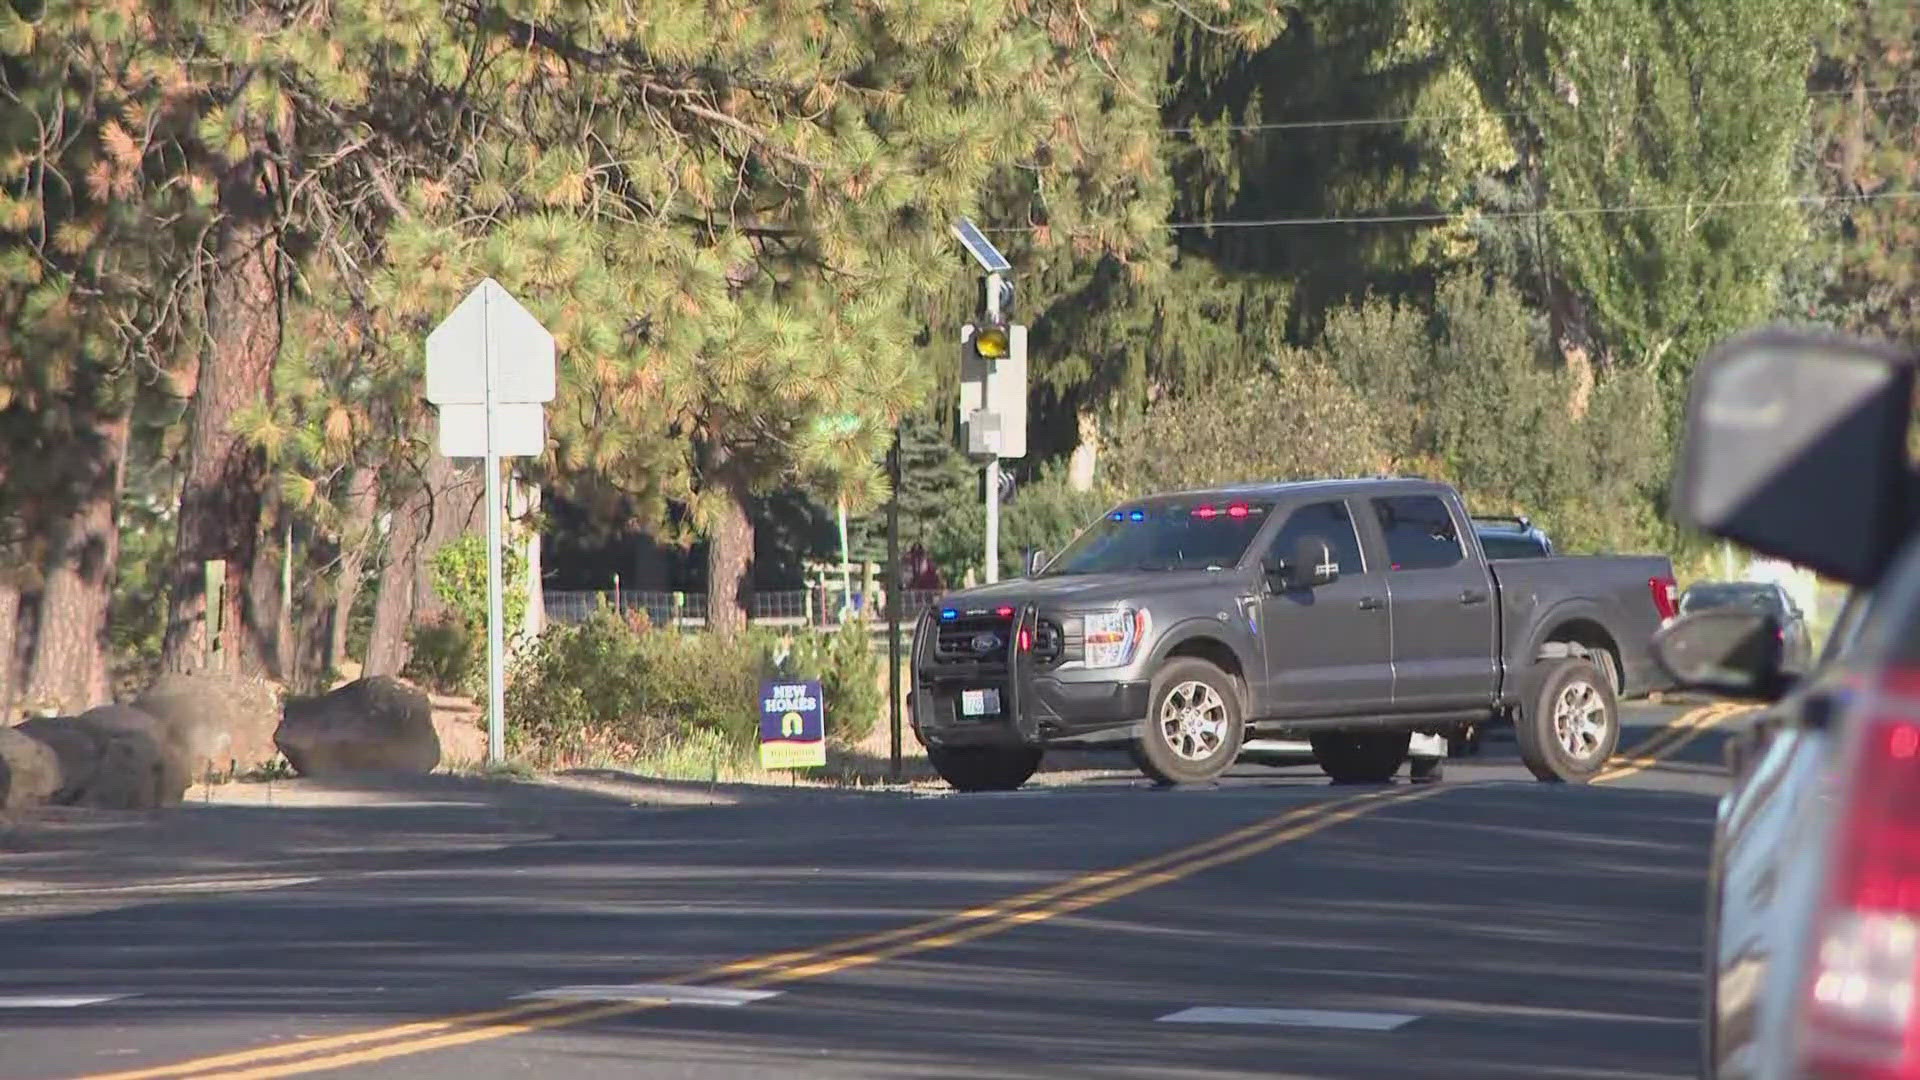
[950,217,1011,274]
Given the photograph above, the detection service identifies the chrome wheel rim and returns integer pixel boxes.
[1159,681,1229,761]
[1552,679,1609,760]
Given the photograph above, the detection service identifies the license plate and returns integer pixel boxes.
[960,688,1002,717]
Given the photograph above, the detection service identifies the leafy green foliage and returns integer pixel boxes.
[1807,0,1920,338]
[505,607,884,769]
[402,533,529,696]
[780,620,881,746]
[1442,0,1836,387]
[1098,275,1670,555]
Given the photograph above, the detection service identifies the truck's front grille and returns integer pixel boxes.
[931,614,1013,666]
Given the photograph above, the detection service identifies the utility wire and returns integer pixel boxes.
[1165,80,1920,135]
[980,189,1920,234]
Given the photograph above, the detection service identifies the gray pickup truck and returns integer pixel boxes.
[908,477,1678,791]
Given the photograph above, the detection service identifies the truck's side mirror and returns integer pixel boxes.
[1024,548,1050,577]
[1672,326,1917,588]
[1650,608,1793,702]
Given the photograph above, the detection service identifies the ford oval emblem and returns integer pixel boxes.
[970,632,1001,654]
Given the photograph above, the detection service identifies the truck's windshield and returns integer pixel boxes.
[1043,500,1274,575]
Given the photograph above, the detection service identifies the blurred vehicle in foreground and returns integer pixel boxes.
[1651,326,1920,1080]
[1680,580,1815,675]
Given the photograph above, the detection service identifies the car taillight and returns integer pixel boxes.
[1799,670,1920,1078]
[1651,576,1679,622]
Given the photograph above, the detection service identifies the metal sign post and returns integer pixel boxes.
[426,278,556,765]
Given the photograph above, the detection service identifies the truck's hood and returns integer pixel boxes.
[935,571,1234,611]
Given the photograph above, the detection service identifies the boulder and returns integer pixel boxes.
[134,673,282,782]
[0,726,60,808]
[276,677,440,777]
[13,704,183,809]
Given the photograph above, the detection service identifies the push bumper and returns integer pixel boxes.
[908,606,1150,749]
[909,676,1151,748]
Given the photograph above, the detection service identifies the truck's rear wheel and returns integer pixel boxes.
[1516,657,1619,782]
[1310,731,1410,783]
[926,746,1043,792]
[1132,659,1245,786]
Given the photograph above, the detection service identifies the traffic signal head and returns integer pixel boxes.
[973,324,1010,361]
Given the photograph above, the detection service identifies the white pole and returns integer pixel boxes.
[483,289,507,766]
[837,497,852,615]
[984,459,1000,584]
[983,271,1003,585]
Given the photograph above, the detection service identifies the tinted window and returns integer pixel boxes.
[1681,583,1784,615]
[1044,500,1274,575]
[1372,495,1463,571]
[1265,500,1366,577]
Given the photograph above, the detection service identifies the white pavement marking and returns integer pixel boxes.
[516,984,783,1007]
[0,876,319,898]
[0,994,135,1008]
[1157,1006,1421,1031]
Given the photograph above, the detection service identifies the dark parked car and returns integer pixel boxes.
[909,476,1678,791]
[1650,327,1920,1080]
[1474,515,1555,558]
[1679,580,1813,674]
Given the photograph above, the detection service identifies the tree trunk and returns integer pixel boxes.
[364,482,425,677]
[242,496,294,681]
[328,466,380,672]
[22,411,130,713]
[414,454,484,622]
[704,460,753,637]
[364,454,483,675]
[0,577,19,719]
[159,191,281,676]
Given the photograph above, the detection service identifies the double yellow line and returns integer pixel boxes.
[77,785,1441,1080]
[1593,699,1750,784]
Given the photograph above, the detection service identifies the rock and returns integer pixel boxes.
[0,726,60,809]
[276,677,440,777]
[13,705,183,809]
[134,673,283,782]
[429,695,488,769]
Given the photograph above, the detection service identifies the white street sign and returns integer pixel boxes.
[436,402,546,458]
[423,277,557,768]
[426,278,556,405]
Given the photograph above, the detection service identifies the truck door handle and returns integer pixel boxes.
[1358,596,1384,611]
[1460,589,1488,605]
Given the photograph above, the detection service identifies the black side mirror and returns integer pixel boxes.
[1672,326,1917,587]
[1024,549,1050,577]
[1651,609,1793,702]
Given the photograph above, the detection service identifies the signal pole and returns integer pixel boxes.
[951,219,1027,586]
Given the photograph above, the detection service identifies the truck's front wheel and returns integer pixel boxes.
[1516,657,1619,782]
[1132,659,1245,786]
[927,746,1043,792]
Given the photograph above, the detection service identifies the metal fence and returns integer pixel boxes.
[543,588,946,630]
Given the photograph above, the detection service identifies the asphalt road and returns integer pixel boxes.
[0,698,1746,1080]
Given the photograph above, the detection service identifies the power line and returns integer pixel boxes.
[980,189,1920,234]
[1164,80,1920,135]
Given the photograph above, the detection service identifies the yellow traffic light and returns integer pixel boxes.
[974,325,1010,360]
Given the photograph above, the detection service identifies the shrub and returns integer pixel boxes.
[780,618,881,746]
[506,604,885,769]
[505,605,780,766]
[403,613,479,696]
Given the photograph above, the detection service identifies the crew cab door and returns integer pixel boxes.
[1254,497,1394,717]
[1364,493,1498,709]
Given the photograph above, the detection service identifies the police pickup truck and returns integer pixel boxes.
[908,477,1677,790]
